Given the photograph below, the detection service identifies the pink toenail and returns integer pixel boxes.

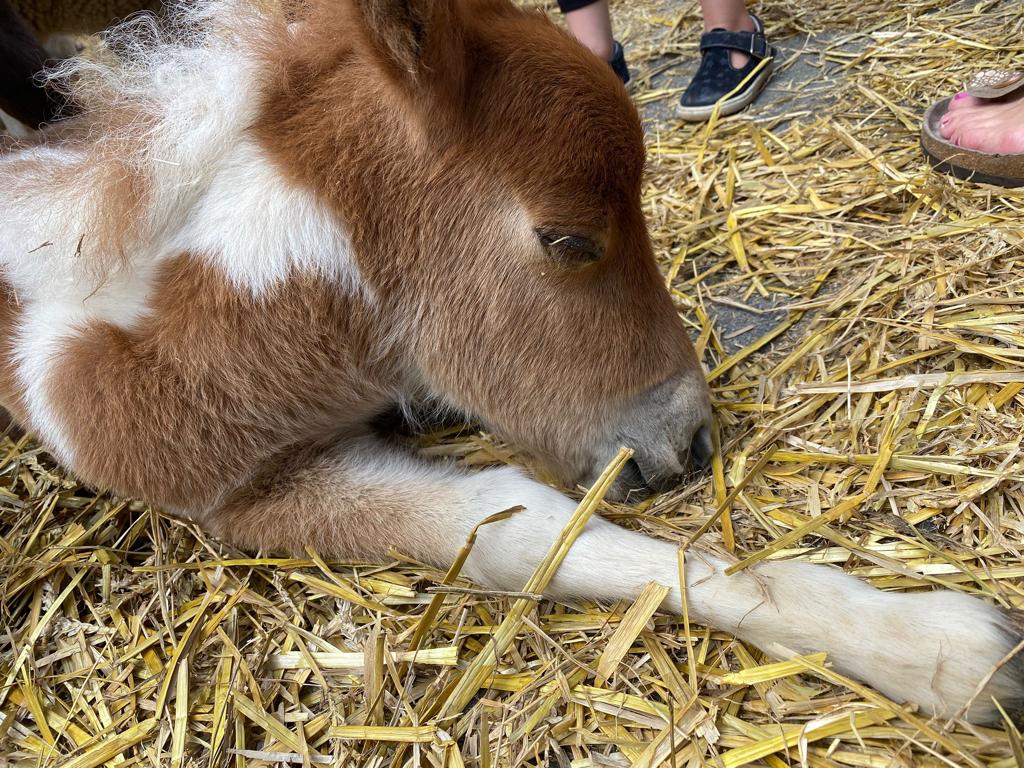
[953,91,968,101]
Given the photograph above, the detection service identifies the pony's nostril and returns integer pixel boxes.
[618,458,648,494]
[616,457,682,497]
[605,458,655,503]
[690,424,713,469]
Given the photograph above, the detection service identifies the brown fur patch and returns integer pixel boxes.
[47,254,392,511]
[208,438,435,558]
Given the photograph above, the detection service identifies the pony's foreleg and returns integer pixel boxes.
[211,436,1022,724]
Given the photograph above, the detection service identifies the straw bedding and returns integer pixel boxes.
[1,0,1023,765]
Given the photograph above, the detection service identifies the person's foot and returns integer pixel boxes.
[678,14,774,122]
[940,89,1024,155]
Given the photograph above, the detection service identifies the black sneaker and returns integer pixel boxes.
[608,40,630,85]
[678,14,775,121]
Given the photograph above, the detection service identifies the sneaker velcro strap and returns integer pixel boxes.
[699,29,770,59]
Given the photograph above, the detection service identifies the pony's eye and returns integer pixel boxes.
[536,230,604,264]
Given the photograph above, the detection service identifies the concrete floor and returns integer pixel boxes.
[629,25,872,353]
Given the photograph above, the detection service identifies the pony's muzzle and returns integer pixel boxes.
[595,370,714,499]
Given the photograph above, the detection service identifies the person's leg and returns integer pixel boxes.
[557,0,628,83]
[561,0,614,61]
[940,89,1024,155]
[700,0,756,68]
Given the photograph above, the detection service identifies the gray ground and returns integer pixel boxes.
[630,23,872,352]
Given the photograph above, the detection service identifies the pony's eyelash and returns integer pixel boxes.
[536,231,603,262]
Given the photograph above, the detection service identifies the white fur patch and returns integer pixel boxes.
[0,145,155,462]
[173,142,362,295]
[714,559,1020,722]
[45,3,365,297]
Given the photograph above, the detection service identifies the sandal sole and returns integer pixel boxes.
[921,96,1024,188]
[677,59,774,123]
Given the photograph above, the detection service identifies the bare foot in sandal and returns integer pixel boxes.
[940,85,1024,155]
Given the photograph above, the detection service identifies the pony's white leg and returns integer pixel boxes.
[458,469,1023,724]
[212,436,1023,724]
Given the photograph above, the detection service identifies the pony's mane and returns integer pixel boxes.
[46,0,278,118]
[37,0,288,273]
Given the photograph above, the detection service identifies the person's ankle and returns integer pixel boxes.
[703,12,756,34]
[703,13,758,69]
[607,41,630,83]
[589,39,615,62]
[737,13,757,33]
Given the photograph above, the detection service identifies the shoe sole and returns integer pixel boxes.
[920,96,1024,188]
[677,59,775,123]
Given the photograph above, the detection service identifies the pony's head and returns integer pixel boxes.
[261,0,713,495]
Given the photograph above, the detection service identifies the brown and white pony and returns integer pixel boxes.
[0,0,1020,724]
